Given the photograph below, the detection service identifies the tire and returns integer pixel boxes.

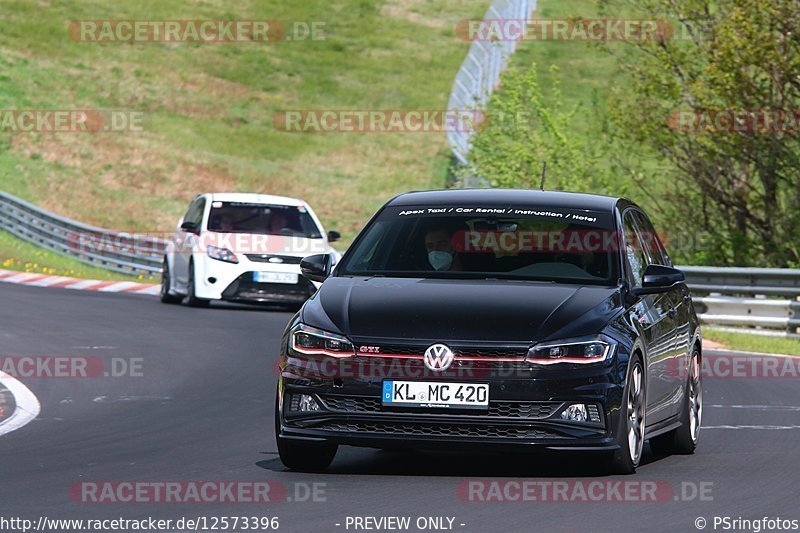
[275,395,337,472]
[160,259,183,304]
[611,356,646,475]
[650,347,701,455]
[186,261,210,308]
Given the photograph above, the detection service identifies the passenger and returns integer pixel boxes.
[424,225,463,271]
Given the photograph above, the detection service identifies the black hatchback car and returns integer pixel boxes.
[275,189,702,474]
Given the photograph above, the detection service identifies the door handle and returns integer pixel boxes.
[668,307,677,319]
[683,294,691,303]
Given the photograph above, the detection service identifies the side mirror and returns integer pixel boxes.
[632,264,685,296]
[301,254,332,283]
[180,220,200,234]
[327,230,341,243]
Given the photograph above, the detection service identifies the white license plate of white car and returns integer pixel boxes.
[253,272,298,284]
[382,381,489,409]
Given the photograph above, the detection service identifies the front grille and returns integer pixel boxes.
[221,273,316,302]
[491,402,560,418]
[245,254,303,264]
[317,421,561,439]
[352,344,530,374]
[456,348,528,359]
[318,395,561,419]
[361,345,527,359]
[320,395,382,412]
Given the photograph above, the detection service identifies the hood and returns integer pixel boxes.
[302,276,622,344]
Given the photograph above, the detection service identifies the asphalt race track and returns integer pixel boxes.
[1,282,798,533]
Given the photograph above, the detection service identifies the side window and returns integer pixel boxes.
[633,211,670,266]
[181,201,195,224]
[623,211,648,288]
[347,220,388,271]
[182,198,206,227]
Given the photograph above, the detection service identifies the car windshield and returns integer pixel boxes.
[338,204,620,285]
[207,202,322,238]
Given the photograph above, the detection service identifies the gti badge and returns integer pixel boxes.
[424,344,454,372]
[359,345,381,354]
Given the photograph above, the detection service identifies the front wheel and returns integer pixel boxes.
[186,261,210,308]
[160,259,183,304]
[650,348,701,455]
[275,396,337,472]
[611,356,646,474]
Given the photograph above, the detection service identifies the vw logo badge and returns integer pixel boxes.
[424,344,454,372]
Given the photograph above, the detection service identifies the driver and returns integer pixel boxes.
[269,210,289,233]
[218,214,236,232]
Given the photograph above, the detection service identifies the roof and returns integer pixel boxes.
[207,192,306,206]
[387,189,622,212]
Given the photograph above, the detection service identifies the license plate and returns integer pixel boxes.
[253,272,298,284]
[382,381,489,409]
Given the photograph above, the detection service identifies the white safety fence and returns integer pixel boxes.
[446,0,536,170]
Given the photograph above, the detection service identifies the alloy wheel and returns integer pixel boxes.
[627,363,645,464]
[689,352,702,444]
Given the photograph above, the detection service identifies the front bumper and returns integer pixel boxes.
[192,252,321,302]
[221,274,317,304]
[277,355,627,452]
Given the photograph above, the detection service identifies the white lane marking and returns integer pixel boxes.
[71,346,118,350]
[0,371,41,437]
[92,395,172,403]
[711,404,800,411]
[705,425,800,430]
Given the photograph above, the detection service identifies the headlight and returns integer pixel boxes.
[291,324,355,358]
[207,245,238,264]
[526,336,615,365]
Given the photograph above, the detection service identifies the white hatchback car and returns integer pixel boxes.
[161,193,340,307]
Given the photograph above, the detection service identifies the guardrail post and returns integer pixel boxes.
[794,296,800,335]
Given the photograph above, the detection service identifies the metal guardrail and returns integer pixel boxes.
[679,266,800,335]
[0,191,166,276]
[2,191,799,334]
[447,0,536,172]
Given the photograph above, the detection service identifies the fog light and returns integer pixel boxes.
[297,394,320,412]
[561,403,588,422]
